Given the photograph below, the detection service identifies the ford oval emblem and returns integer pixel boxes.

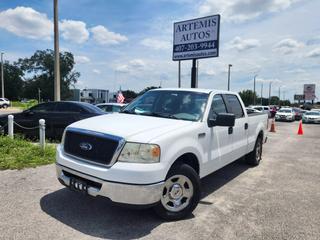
[79,142,93,151]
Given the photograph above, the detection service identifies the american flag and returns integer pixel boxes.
[117,91,125,103]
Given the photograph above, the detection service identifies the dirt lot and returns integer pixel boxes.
[0,121,319,240]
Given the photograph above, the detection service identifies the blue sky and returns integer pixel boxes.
[1,0,320,100]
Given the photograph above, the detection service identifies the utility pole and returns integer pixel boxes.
[178,61,181,88]
[278,86,281,106]
[268,81,272,106]
[38,88,41,103]
[1,52,4,98]
[227,64,232,91]
[260,83,263,105]
[54,0,61,101]
[253,74,257,105]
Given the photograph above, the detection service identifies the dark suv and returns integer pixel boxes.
[0,101,105,139]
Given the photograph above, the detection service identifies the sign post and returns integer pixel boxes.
[173,15,220,88]
[303,84,316,103]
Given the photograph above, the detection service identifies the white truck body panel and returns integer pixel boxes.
[56,88,268,205]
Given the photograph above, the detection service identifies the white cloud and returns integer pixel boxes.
[306,48,320,58]
[199,0,299,22]
[141,38,171,50]
[90,25,128,45]
[74,55,91,64]
[60,20,89,44]
[92,69,101,74]
[129,59,146,68]
[255,77,281,83]
[226,36,260,51]
[115,59,146,73]
[0,6,52,40]
[273,38,304,54]
[284,68,306,74]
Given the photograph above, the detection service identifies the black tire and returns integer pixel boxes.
[153,164,201,221]
[246,136,263,166]
[2,104,8,109]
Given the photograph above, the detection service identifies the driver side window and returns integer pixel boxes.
[209,94,227,120]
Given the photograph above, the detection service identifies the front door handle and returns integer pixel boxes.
[228,127,233,134]
[244,123,248,130]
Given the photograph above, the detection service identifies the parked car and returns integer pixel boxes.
[95,103,126,113]
[310,108,320,112]
[250,105,271,118]
[275,108,295,122]
[56,88,268,220]
[292,108,303,120]
[302,111,320,124]
[0,101,105,139]
[0,98,10,109]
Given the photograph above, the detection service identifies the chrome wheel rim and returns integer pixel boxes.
[161,175,193,212]
[256,140,262,162]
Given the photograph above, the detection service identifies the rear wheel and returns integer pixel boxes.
[246,137,263,166]
[154,164,200,221]
[2,104,8,109]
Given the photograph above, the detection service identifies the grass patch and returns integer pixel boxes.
[0,135,56,170]
[11,99,38,110]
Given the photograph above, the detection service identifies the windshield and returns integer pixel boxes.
[121,90,209,121]
[305,111,320,115]
[279,109,292,113]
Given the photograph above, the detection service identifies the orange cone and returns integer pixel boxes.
[297,120,304,135]
[270,118,276,132]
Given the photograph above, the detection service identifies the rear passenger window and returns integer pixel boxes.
[209,94,227,120]
[224,95,244,118]
[55,103,82,112]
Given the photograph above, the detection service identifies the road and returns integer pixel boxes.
[0,121,319,240]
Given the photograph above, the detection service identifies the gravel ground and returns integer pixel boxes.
[0,121,319,240]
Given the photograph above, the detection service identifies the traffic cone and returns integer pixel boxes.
[297,120,304,135]
[270,118,276,132]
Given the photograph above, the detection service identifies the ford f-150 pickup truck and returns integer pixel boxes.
[56,88,268,220]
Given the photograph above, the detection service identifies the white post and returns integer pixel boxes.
[8,115,14,139]
[39,119,45,150]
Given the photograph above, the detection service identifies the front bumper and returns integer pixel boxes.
[56,163,164,205]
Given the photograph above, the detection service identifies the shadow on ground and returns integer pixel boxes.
[40,160,250,239]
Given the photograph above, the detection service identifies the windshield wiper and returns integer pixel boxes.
[147,112,179,119]
[120,109,136,114]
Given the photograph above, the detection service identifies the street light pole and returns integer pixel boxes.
[261,83,263,105]
[54,0,61,101]
[268,81,272,106]
[1,52,4,98]
[227,64,232,91]
[253,74,257,105]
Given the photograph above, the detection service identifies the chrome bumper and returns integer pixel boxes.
[56,164,164,205]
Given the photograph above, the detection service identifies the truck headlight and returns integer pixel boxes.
[118,142,160,163]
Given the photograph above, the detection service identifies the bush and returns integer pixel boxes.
[0,135,56,170]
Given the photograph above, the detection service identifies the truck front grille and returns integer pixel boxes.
[63,128,124,166]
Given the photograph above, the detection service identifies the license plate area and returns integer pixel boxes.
[69,177,88,194]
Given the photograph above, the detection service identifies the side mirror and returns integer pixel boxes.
[208,113,235,128]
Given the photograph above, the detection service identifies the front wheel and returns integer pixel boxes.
[246,137,263,166]
[154,164,200,221]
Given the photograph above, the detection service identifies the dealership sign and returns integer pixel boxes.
[173,15,220,61]
[303,84,316,100]
[294,94,305,101]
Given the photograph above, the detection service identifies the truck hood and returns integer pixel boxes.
[67,113,194,143]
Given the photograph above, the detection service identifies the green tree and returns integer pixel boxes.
[270,96,280,105]
[16,49,80,101]
[238,90,258,106]
[0,61,24,100]
[138,86,160,95]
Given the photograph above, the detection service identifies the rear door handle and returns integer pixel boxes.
[244,123,248,130]
[228,127,233,134]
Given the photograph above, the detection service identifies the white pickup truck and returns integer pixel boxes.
[56,88,268,220]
